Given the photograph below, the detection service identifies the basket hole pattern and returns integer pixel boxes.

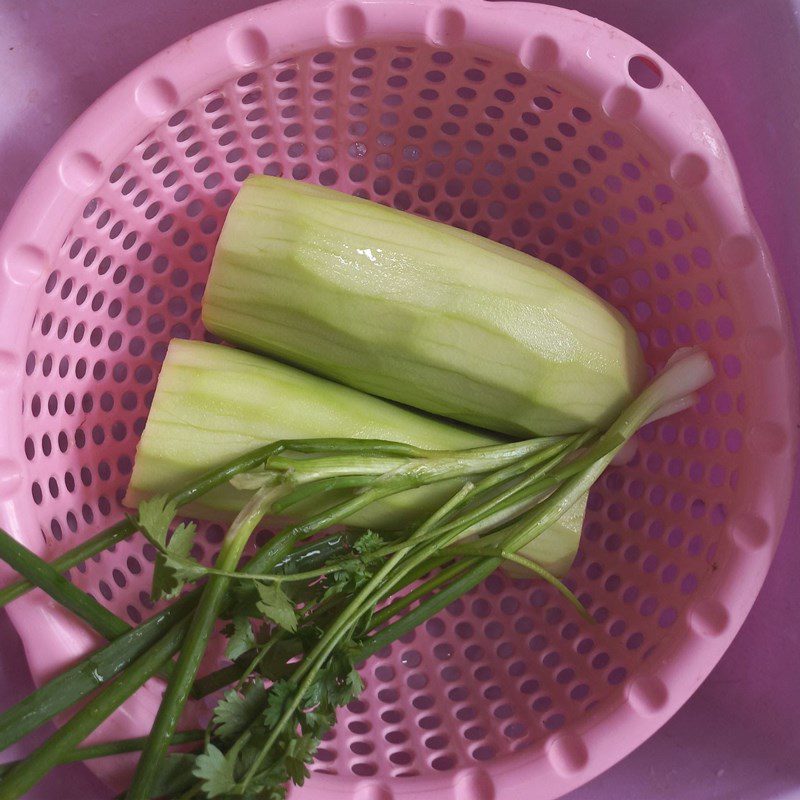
[20,40,750,780]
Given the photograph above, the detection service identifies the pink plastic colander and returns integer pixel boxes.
[0,1,796,798]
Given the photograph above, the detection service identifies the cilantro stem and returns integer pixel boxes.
[359,557,500,658]
[446,542,590,621]
[370,558,471,627]
[499,549,590,620]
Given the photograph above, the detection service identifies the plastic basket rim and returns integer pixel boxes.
[0,1,796,798]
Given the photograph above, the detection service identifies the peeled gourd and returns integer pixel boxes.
[202,176,646,437]
[126,339,584,576]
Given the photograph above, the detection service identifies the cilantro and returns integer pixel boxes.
[158,522,203,599]
[300,707,334,737]
[324,664,363,707]
[151,521,201,601]
[256,584,297,633]
[166,521,198,562]
[192,744,236,798]
[283,734,316,784]
[319,533,384,604]
[262,680,295,728]
[320,562,362,602]
[302,647,362,708]
[136,495,178,548]
[236,763,287,800]
[11,432,601,800]
[353,530,384,555]
[223,616,257,661]
[212,682,268,741]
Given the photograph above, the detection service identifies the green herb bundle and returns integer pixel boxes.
[0,348,712,800]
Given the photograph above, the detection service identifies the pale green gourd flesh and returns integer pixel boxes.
[126,340,583,576]
[202,176,646,437]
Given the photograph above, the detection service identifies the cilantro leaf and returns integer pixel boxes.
[136,495,178,548]
[353,530,384,555]
[167,521,198,559]
[137,496,201,600]
[192,744,236,798]
[256,583,297,633]
[284,734,316,784]
[224,582,262,621]
[301,706,334,737]
[320,561,365,602]
[153,521,201,601]
[317,536,382,604]
[306,649,363,708]
[213,682,268,741]
[223,616,257,661]
[344,667,364,699]
[263,680,295,728]
[327,666,363,706]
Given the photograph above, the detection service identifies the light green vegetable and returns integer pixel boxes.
[202,176,646,437]
[125,339,585,575]
[126,339,489,526]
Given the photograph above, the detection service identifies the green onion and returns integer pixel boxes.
[0,617,189,800]
[0,730,203,779]
[0,527,130,639]
[0,593,194,752]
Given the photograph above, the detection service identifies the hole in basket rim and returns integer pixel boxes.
[627,55,663,89]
